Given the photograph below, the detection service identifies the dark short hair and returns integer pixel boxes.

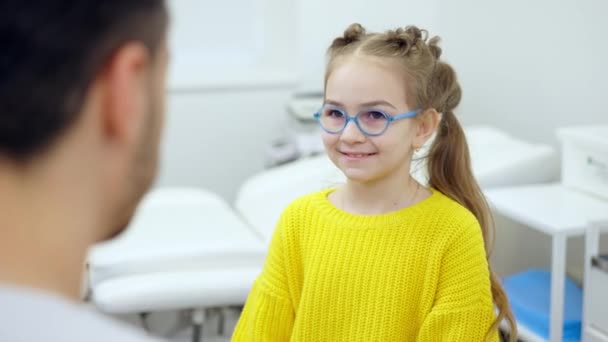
[0,1,168,161]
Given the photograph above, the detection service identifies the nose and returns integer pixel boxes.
[339,118,366,144]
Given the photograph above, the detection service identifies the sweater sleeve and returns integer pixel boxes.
[416,222,500,342]
[232,214,295,341]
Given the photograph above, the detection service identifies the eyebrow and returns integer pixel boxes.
[325,99,397,110]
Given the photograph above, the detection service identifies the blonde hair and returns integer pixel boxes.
[325,23,517,341]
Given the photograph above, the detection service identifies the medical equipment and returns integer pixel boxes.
[557,125,608,200]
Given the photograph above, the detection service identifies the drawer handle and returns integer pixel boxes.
[587,156,607,170]
[591,256,608,272]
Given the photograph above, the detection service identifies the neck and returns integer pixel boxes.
[0,156,100,301]
[339,168,429,215]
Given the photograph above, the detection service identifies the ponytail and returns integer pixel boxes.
[427,112,518,341]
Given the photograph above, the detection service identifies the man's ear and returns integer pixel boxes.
[412,108,440,149]
[97,42,151,148]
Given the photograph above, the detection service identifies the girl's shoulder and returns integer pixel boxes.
[280,188,334,217]
[271,188,335,241]
[424,189,481,231]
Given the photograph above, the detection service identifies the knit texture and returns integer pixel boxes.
[232,188,499,341]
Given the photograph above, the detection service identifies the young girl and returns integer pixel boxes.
[233,24,516,341]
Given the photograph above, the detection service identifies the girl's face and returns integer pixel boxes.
[322,56,419,185]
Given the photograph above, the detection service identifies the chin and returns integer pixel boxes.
[340,169,378,184]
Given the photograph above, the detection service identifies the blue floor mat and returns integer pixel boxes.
[503,268,582,342]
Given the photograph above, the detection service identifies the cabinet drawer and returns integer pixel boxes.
[587,265,608,332]
[557,126,608,200]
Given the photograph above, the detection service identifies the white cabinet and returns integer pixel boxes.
[485,184,608,342]
[583,223,608,342]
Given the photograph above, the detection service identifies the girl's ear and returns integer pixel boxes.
[412,109,440,149]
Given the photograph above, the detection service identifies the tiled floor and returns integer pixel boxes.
[110,308,240,342]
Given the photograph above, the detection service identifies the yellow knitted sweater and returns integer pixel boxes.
[232,188,499,341]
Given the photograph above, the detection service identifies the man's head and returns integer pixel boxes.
[0,1,169,241]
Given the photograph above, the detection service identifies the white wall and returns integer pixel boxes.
[437,0,608,279]
[155,88,296,202]
[296,0,440,92]
[166,0,297,88]
[155,0,299,202]
[438,0,608,144]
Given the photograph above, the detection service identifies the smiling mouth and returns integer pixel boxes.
[340,152,377,158]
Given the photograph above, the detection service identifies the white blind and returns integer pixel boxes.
[167,0,300,89]
[168,0,263,68]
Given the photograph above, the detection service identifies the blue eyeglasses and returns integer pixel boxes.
[313,104,420,136]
